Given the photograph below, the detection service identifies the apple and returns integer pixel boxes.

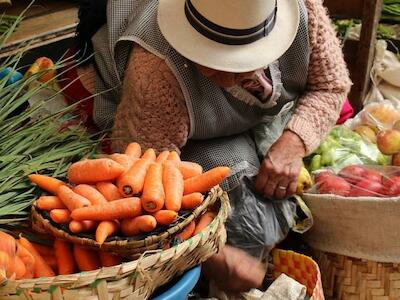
[349,179,386,197]
[376,129,400,155]
[364,169,382,183]
[392,153,400,166]
[338,165,367,184]
[317,175,351,196]
[384,176,400,196]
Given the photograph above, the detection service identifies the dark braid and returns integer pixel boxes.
[75,0,108,63]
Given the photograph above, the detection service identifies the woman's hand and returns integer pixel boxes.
[256,130,306,200]
[203,245,266,293]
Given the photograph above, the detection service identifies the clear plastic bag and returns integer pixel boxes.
[310,164,400,198]
[306,126,390,172]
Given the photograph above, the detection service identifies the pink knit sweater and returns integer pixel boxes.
[82,0,351,155]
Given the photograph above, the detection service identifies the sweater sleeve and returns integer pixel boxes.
[111,46,190,153]
[285,0,352,155]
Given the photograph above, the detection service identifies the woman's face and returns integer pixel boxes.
[195,64,253,88]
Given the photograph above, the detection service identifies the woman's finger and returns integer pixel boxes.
[286,181,298,198]
[275,176,290,200]
[255,159,270,194]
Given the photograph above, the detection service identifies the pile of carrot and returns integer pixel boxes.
[29,142,230,245]
[0,231,124,280]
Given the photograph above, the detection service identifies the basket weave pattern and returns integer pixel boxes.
[0,187,230,300]
[312,249,400,300]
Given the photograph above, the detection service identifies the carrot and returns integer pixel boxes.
[0,251,10,282]
[73,184,108,205]
[167,151,181,162]
[121,215,157,236]
[141,148,156,161]
[0,231,16,259]
[124,142,142,159]
[14,256,26,279]
[54,240,76,275]
[68,158,125,184]
[96,182,122,201]
[109,153,135,171]
[50,209,72,224]
[31,242,54,257]
[96,221,119,245]
[193,212,216,236]
[69,220,97,234]
[99,252,122,267]
[57,185,91,211]
[73,245,101,272]
[36,195,66,210]
[117,158,154,196]
[163,162,183,211]
[184,167,230,195]
[178,161,203,179]
[176,221,196,241]
[42,255,57,273]
[71,197,142,221]
[18,237,55,277]
[16,243,35,279]
[153,210,178,226]
[181,193,204,210]
[142,163,165,213]
[156,150,170,164]
[28,174,65,195]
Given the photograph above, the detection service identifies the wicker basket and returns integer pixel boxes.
[0,187,230,300]
[271,249,325,300]
[311,249,400,300]
[31,187,219,258]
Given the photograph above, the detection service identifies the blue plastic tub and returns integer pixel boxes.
[151,266,201,300]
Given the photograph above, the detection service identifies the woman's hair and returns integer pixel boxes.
[75,0,108,63]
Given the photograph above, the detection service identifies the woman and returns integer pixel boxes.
[73,0,351,293]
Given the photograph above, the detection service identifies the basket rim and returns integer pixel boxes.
[2,186,230,287]
[303,192,400,202]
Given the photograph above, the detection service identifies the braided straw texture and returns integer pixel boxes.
[31,186,218,257]
[0,187,230,300]
[272,249,325,300]
[312,249,400,300]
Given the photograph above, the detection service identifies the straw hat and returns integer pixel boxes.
[158,0,300,73]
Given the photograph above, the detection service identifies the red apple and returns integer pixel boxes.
[348,179,386,197]
[318,175,351,196]
[338,165,367,184]
[315,171,333,183]
[384,176,400,196]
[364,169,382,183]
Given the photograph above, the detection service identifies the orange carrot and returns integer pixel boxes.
[121,215,157,236]
[57,185,91,211]
[42,255,57,273]
[36,196,66,210]
[73,245,101,272]
[142,163,165,213]
[18,237,55,277]
[109,153,135,171]
[73,184,108,205]
[31,242,54,257]
[176,221,196,241]
[141,148,156,161]
[96,221,119,245]
[54,240,76,275]
[50,209,72,224]
[14,256,26,279]
[0,231,16,259]
[68,158,125,184]
[99,252,122,267]
[28,174,65,195]
[69,220,97,234]
[153,210,178,226]
[16,243,35,279]
[178,161,203,179]
[156,150,170,164]
[96,182,122,201]
[163,162,183,212]
[124,142,142,159]
[71,198,142,221]
[193,212,216,236]
[117,158,154,196]
[167,151,181,162]
[0,251,10,282]
[184,167,230,195]
[181,193,204,210]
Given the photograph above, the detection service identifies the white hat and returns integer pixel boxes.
[157,0,300,73]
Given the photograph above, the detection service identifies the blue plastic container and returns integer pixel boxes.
[151,266,201,300]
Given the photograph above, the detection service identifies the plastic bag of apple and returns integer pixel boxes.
[312,165,400,197]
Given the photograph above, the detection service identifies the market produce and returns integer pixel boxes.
[392,153,400,166]
[297,166,313,194]
[382,0,400,23]
[313,165,400,197]
[31,143,230,244]
[377,129,400,155]
[353,125,377,143]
